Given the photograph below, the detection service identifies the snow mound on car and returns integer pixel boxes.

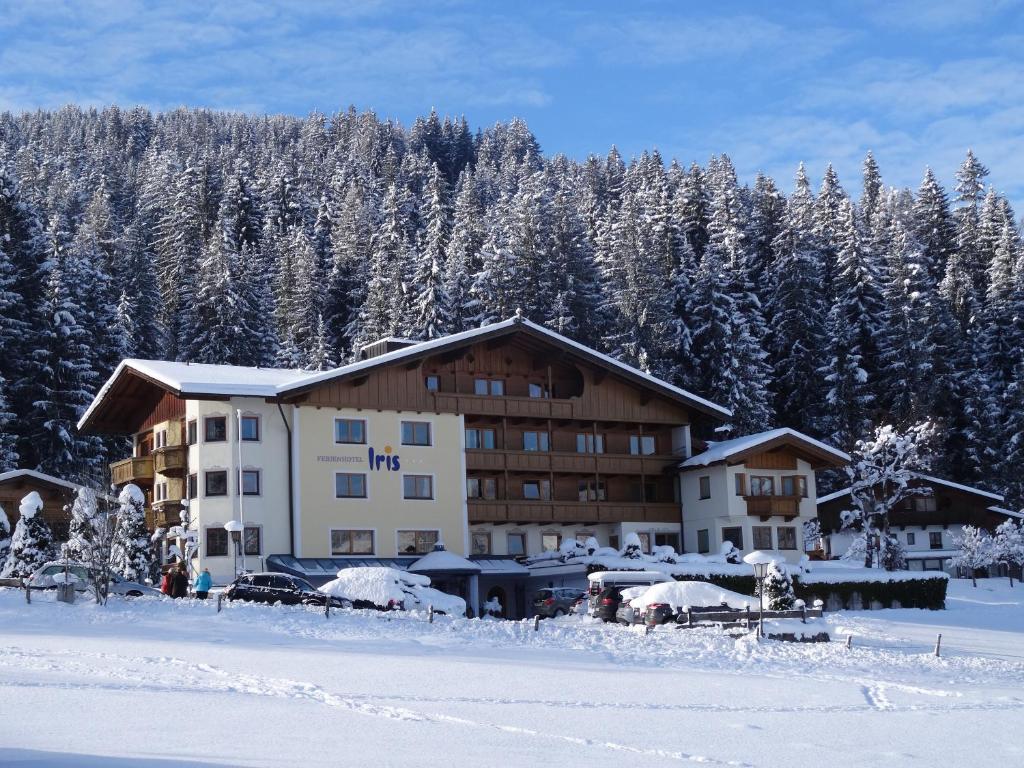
[629,581,756,612]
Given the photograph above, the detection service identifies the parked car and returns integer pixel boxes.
[630,581,756,626]
[533,587,585,618]
[26,562,160,598]
[586,570,673,613]
[318,566,466,616]
[614,586,650,625]
[593,585,639,622]
[225,572,348,608]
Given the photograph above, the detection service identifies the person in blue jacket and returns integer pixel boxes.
[194,568,212,599]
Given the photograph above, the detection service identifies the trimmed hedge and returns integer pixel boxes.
[794,576,948,611]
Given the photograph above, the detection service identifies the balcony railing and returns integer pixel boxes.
[110,456,154,486]
[467,499,679,524]
[465,449,676,475]
[744,495,801,520]
[153,445,187,476]
[149,500,187,530]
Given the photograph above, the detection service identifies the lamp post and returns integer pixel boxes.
[224,520,244,577]
[743,550,773,640]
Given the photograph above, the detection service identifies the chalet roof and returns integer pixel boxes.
[0,468,83,494]
[988,506,1024,520]
[680,428,850,470]
[278,317,732,419]
[817,473,1005,506]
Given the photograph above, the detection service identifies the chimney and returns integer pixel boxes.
[358,337,418,360]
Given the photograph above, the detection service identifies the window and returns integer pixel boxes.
[335,418,366,445]
[697,529,710,554]
[629,435,656,455]
[467,477,497,500]
[507,532,526,556]
[240,469,261,496]
[929,531,943,550]
[722,526,744,550]
[240,415,260,441]
[734,473,747,496]
[750,476,775,496]
[204,416,227,442]
[637,532,651,553]
[465,428,496,449]
[471,532,491,555]
[331,529,374,555]
[541,532,561,551]
[403,474,434,500]
[753,526,773,549]
[781,476,807,497]
[915,496,938,512]
[244,526,261,556]
[699,476,711,499]
[425,375,439,392]
[335,473,367,498]
[206,527,228,557]
[777,526,797,550]
[522,431,550,451]
[654,532,680,550]
[522,480,551,500]
[205,470,228,497]
[398,530,438,555]
[575,433,605,453]
[474,378,504,396]
[155,429,167,449]
[187,473,197,500]
[187,420,197,445]
[401,421,431,446]
[906,532,916,546]
[577,480,606,501]
[528,382,549,399]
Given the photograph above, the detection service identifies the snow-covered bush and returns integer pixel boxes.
[841,535,868,564]
[111,484,153,582]
[583,536,599,556]
[0,504,10,566]
[620,532,644,560]
[719,541,741,564]
[760,560,796,610]
[880,533,907,571]
[0,492,56,579]
[651,545,677,564]
[952,525,995,587]
[558,538,587,562]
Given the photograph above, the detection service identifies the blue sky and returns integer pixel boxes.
[2,0,1023,208]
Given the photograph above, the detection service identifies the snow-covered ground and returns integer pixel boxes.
[1,579,1023,767]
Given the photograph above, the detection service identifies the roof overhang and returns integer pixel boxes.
[681,428,850,471]
[818,473,1005,507]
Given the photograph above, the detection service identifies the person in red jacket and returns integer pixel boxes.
[159,568,173,596]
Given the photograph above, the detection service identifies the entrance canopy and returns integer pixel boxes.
[409,543,482,576]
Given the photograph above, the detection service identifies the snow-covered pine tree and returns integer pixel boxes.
[760,560,796,610]
[0,492,56,579]
[0,374,18,470]
[813,163,847,301]
[408,163,453,339]
[953,150,990,301]
[952,525,994,587]
[0,503,10,567]
[914,168,957,284]
[353,183,409,352]
[110,484,153,583]
[444,169,485,334]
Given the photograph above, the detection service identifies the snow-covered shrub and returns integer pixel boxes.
[558,537,587,562]
[880,533,907,571]
[620,532,644,559]
[841,535,869,565]
[0,492,56,579]
[111,484,153,582]
[993,519,1024,585]
[952,525,995,587]
[651,545,677,564]
[760,560,796,610]
[0,504,10,566]
[583,536,600,556]
[719,541,741,564]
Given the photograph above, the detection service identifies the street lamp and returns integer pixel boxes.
[224,520,244,576]
[743,550,774,640]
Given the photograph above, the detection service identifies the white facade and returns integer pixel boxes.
[679,459,818,563]
[469,522,682,558]
[828,526,964,572]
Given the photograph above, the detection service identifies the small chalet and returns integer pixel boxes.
[0,469,83,540]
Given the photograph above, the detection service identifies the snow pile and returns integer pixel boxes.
[319,566,465,615]
[629,581,756,612]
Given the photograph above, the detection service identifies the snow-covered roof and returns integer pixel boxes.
[680,428,850,468]
[988,505,1024,520]
[78,359,312,431]
[0,468,84,494]
[278,317,732,419]
[818,473,1005,505]
[408,547,481,575]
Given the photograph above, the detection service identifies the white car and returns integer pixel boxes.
[319,566,466,616]
[26,562,161,598]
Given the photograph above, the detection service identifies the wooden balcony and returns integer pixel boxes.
[744,495,801,521]
[149,500,187,530]
[437,394,575,419]
[110,456,154,486]
[465,449,675,475]
[467,499,680,525]
[153,445,187,476]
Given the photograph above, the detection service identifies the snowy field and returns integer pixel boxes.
[2,580,1024,767]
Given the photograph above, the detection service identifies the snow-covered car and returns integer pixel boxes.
[613,586,650,625]
[225,573,347,608]
[318,566,466,616]
[532,587,584,618]
[25,563,160,597]
[630,581,756,626]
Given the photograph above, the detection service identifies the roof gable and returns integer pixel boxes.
[681,428,850,470]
